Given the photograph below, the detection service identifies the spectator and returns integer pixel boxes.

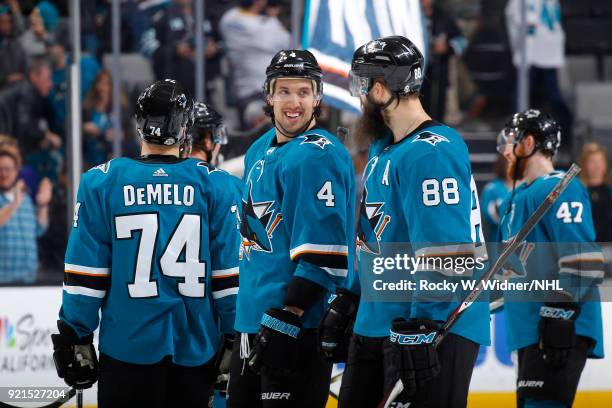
[220,0,290,129]
[0,0,27,88]
[82,69,129,167]
[151,0,222,97]
[0,58,60,160]
[0,134,39,198]
[505,0,573,146]
[46,25,101,137]
[20,1,60,60]
[579,143,612,242]
[420,0,466,122]
[0,146,52,284]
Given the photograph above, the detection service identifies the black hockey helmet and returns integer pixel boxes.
[264,49,323,97]
[350,35,424,97]
[497,109,561,156]
[135,79,194,146]
[189,102,228,146]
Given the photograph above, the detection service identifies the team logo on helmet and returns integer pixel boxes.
[365,40,386,53]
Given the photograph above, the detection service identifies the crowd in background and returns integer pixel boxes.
[0,0,611,284]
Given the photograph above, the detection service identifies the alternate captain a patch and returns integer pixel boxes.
[412,131,449,146]
[300,134,333,149]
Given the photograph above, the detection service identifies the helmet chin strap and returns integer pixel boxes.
[366,92,397,112]
[505,143,537,215]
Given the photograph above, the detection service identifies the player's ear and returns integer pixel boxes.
[371,80,388,102]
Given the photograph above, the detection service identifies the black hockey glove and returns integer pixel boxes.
[248,308,302,376]
[51,320,98,389]
[319,288,359,363]
[538,301,580,368]
[214,334,234,397]
[383,318,440,397]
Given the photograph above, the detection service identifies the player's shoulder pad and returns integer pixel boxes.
[192,158,230,177]
[288,129,351,168]
[531,171,587,204]
[82,158,126,187]
[293,128,345,153]
[400,123,468,160]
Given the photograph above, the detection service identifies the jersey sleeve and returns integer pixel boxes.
[59,173,111,338]
[283,149,355,292]
[402,151,481,321]
[209,175,242,334]
[540,180,604,301]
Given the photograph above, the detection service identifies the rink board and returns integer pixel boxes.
[0,286,611,407]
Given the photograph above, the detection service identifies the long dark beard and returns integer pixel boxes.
[507,156,526,181]
[354,98,390,150]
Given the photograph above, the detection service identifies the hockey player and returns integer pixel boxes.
[184,101,228,166]
[186,101,241,407]
[497,109,604,408]
[226,50,356,408]
[337,35,490,407]
[481,155,511,241]
[51,79,241,408]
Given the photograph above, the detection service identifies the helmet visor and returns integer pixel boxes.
[496,127,519,154]
[348,71,371,97]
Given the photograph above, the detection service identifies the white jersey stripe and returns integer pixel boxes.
[212,287,239,299]
[64,263,110,276]
[212,267,239,278]
[290,243,349,259]
[63,284,106,298]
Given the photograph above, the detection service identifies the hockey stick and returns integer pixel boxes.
[0,387,76,408]
[379,163,581,408]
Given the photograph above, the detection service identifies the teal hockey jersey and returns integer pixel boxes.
[481,178,510,241]
[60,156,242,366]
[235,128,356,333]
[353,121,491,346]
[499,172,604,357]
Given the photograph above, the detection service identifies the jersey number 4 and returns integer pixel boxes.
[115,213,206,298]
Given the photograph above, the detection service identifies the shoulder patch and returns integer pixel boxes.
[197,161,222,174]
[300,134,333,149]
[411,131,449,146]
[91,160,112,174]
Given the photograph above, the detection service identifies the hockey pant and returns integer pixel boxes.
[338,333,479,408]
[97,352,216,408]
[227,330,332,408]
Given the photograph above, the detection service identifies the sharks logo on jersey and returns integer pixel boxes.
[238,182,283,260]
[357,186,391,255]
[300,134,333,149]
[412,131,450,146]
[93,160,112,174]
[197,161,221,174]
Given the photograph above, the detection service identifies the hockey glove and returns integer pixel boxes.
[51,320,98,389]
[214,334,234,397]
[248,308,302,376]
[383,318,440,396]
[538,301,580,368]
[319,288,359,362]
